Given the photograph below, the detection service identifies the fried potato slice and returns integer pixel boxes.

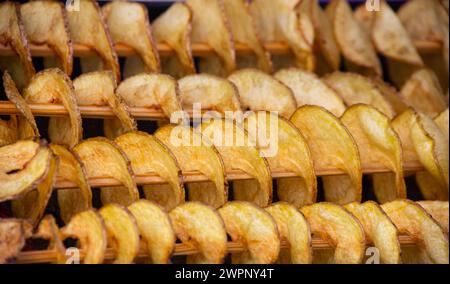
[218,201,280,264]
[244,112,316,207]
[34,215,66,264]
[274,68,345,117]
[266,203,312,264]
[187,0,235,76]
[327,0,381,76]
[98,204,140,264]
[400,69,447,118]
[290,106,362,204]
[115,131,184,211]
[222,0,272,73]
[198,119,272,207]
[0,219,27,264]
[0,140,49,202]
[61,210,107,264]
[155,125,228,208]
[103,1,160,74]
[50,144,92,224]
[128,200,175,264]
[417,201,449,234]
[23,69,82,148]
[178,74,241,113]
[73,71,137,139]
[67,0,119,81]
[382,200,449,264]
[170,202,227,264]
[370,77,409,115]
[0,1,35,88]
[116,73,182,119]
[323,72,396,119]
[353,4,374,36]
[20,0,72,75]
[345,202,401,264]
[0,114,17,147]
[152,2,195,77]
[73,138,139,206]
[3,71,39,139]
[435,109,449,140]
[301,203,365,264]
[341,105,406,203]
[228,69,297,118]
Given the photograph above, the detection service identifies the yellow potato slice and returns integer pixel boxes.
[435,109,449,140]
[370,77,409,115]
[417,201,449,234]
[34,215,66,264]
[0,115,17,147]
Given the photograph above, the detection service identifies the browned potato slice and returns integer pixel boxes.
[67,0,120,81]
[199,119,272,207]
[50,144,92,224]
[155,125,228,208]
[300,203,366,264]
[266,203,312,264]
[0,115,17,146]
[21,0,72,75]
[353,4,374,36]
[274,68,345,116]
[187,0,235,76]
[370,77,409,115]
[0,1,35,88]
[323,72,395,119]
[98,204,140,264]
[170,202,227,264]
[290,106,362,204]
[345,202,401,264]
[417,201,449,234]
[152,2,195,77]
[61,210,107,264]
[382,200,449,264]
[178,74,241,113]
[115,131,184,211]
[400,69,447,118]
[128,200,175,264]
[341,105,406,203]
[222,0,272,73]
[218,201,280,264]
[244,112,316,207]
[34,215,66,264]
[73,138,139,206]
[228,69,297,118]
[0,219,28,264]
[103,1,160,74]
[23,69,82,148]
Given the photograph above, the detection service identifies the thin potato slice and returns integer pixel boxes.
[417,201,449,234]
[341,105,406,203]
[178,74,241,113]
[170,202,227,264]
[290,106,362,204]
[370,77,409,115]
[327,0,381,77]
[198,119,272,207]
[73,138,139,206]
[187,0,235,76]
[0,219,27,264]
[0,1,35,88]
[21,0,72,75]
[34,215,66,264]
[345,202,401,264]
[152,2,195,77]
[60,210,107,264]
[382,200,449,264]
[301,203,366,264]
[0,116,16,147]
[435,109,449,140]
[103,1,160,74]
[266,203,312,264]
[274,68,345,117]
[23,69,82,148]
[354,4,374,36]
[128,200,175,264]
[228,69,297,119]
[50,144,92,224]
[155,125,228,208]
[218,201,280,264]
[244,112,317,207]
[323,72,395,119]
[400,69,447,118]
[115,131,184,211]
[99,204,140,264]
[67,0,120,81]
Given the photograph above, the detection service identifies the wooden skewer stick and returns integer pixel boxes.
[15,235,416,264]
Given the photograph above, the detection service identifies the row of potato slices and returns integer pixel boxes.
[2,199,449,264]
[0,0,448,89]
